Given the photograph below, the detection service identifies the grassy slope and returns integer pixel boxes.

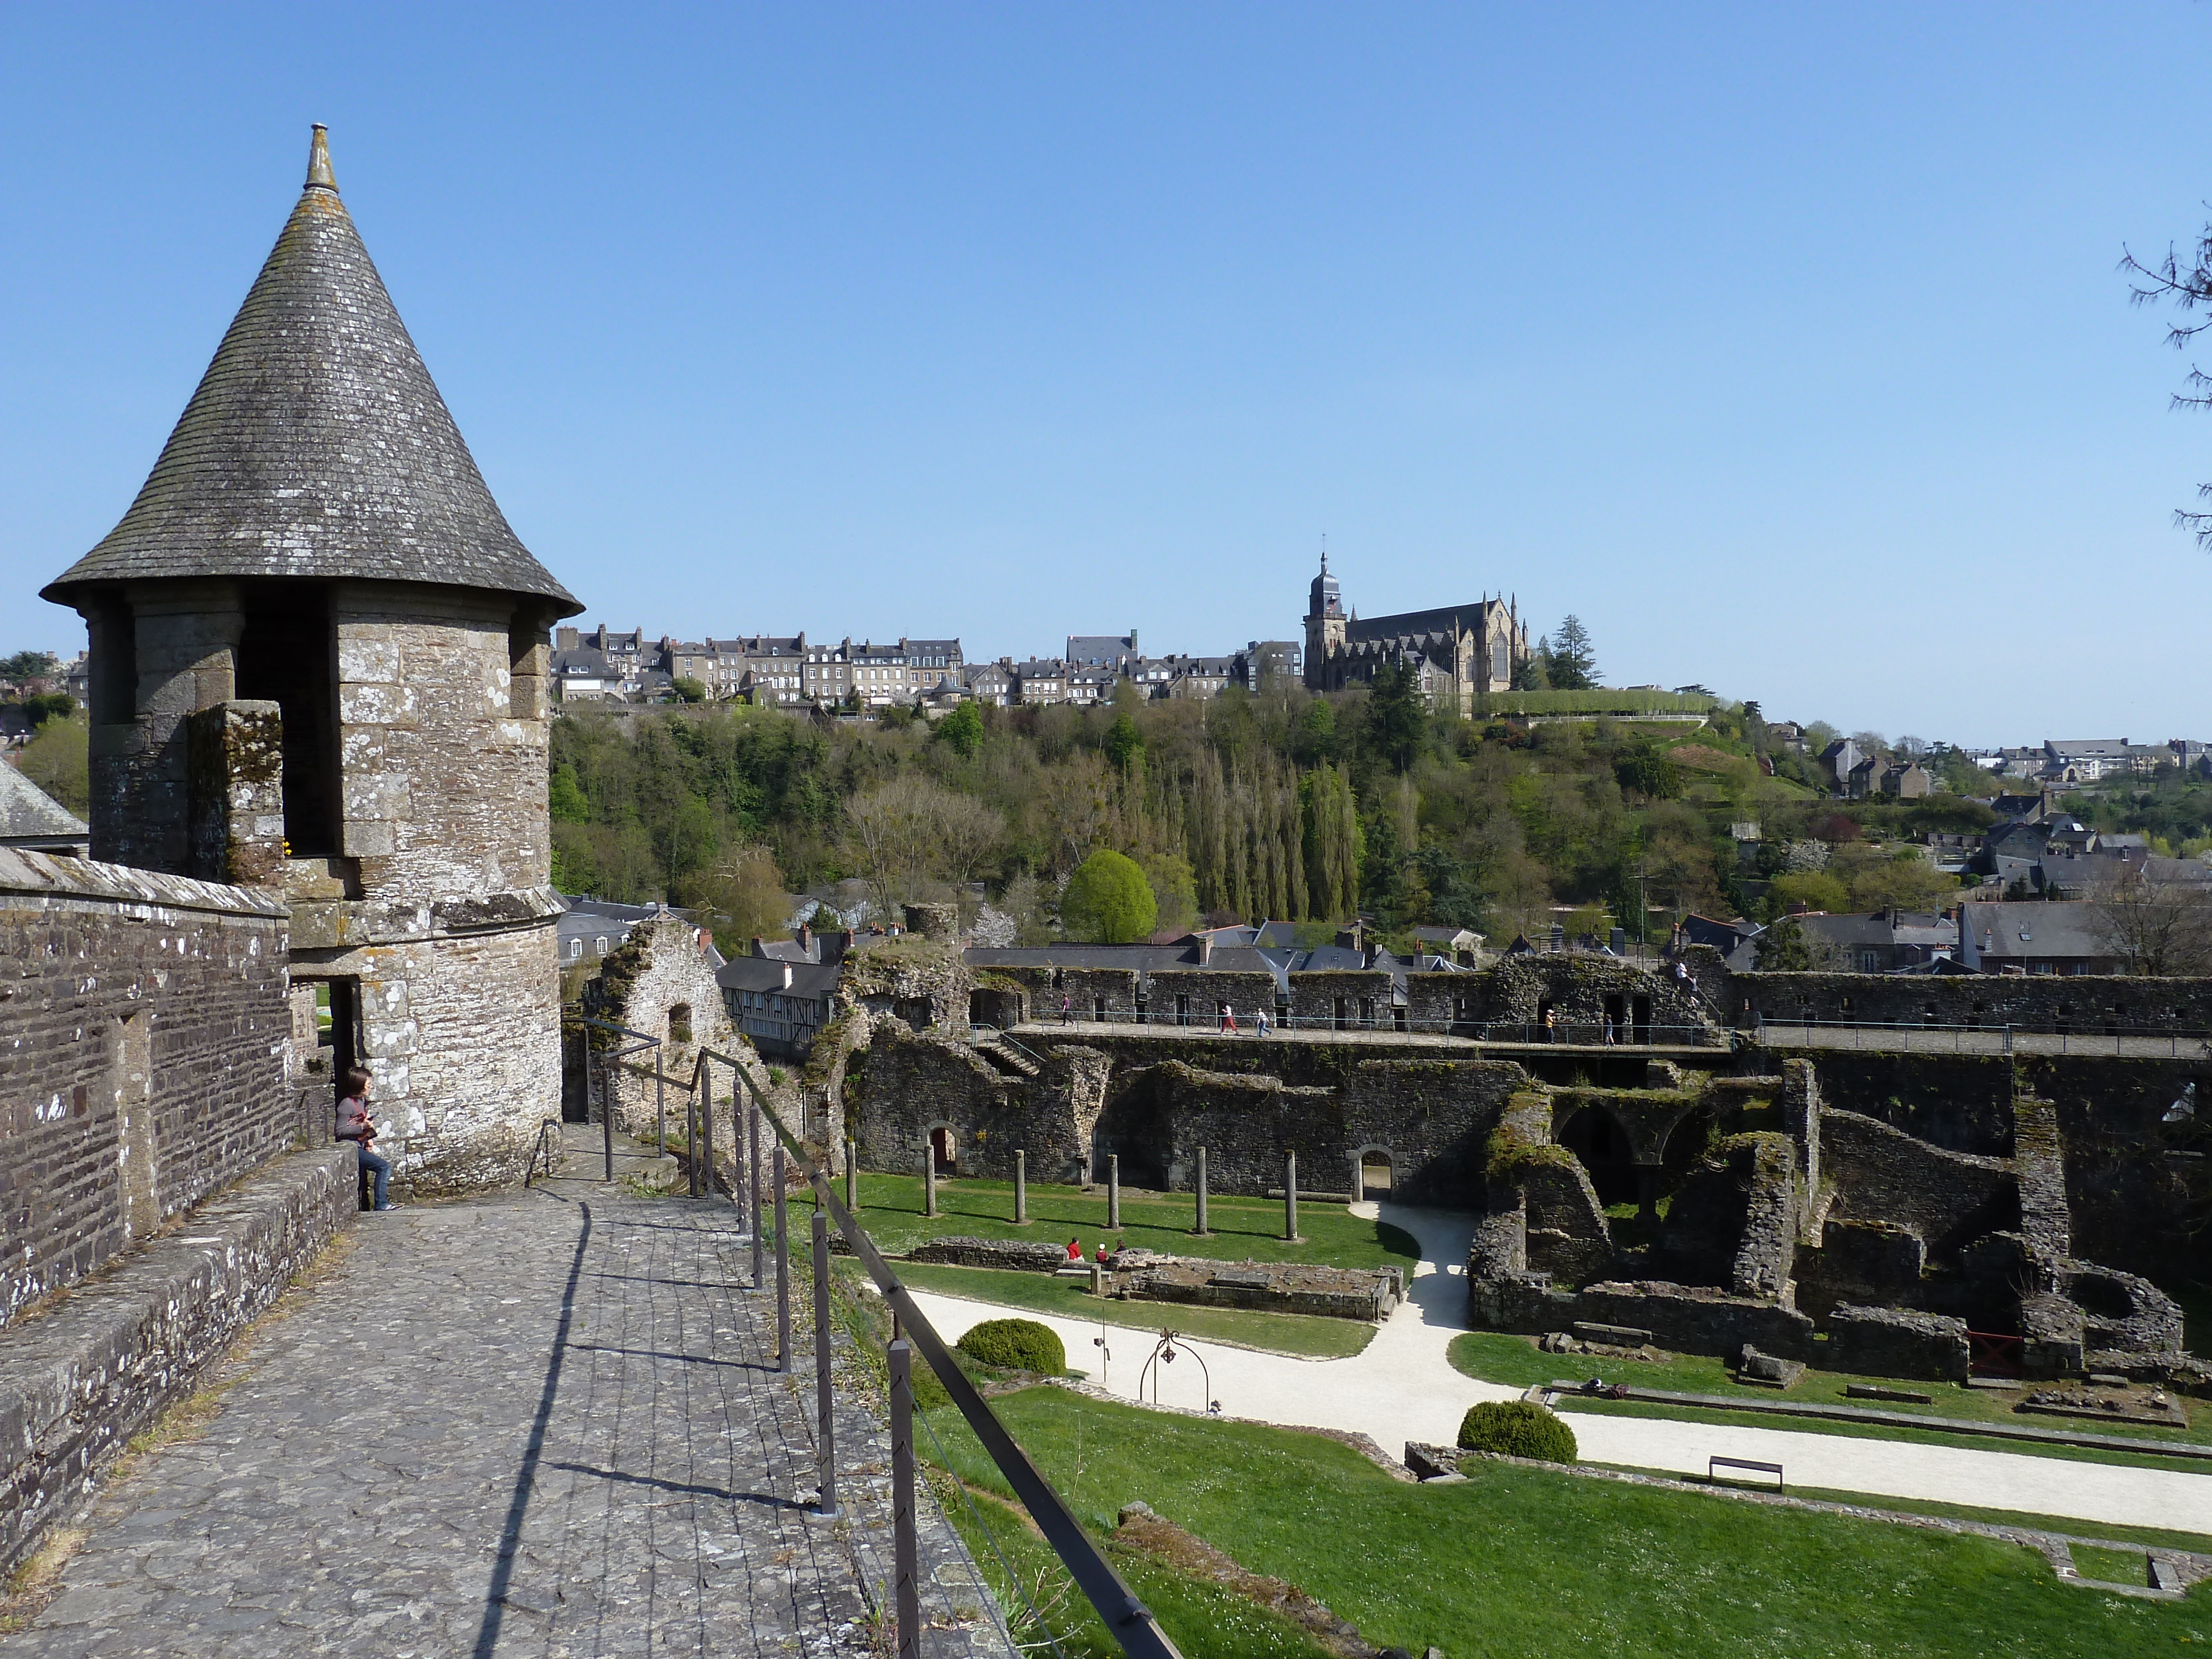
[1450,1331,2212,1462]
[896,1261,1378,1358]
[922,1388,2212,1657]
[817,1173,1419,1271]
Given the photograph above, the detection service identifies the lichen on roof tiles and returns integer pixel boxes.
[43,126,577,613]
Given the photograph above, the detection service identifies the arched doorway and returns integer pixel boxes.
[931,1125,957,1176]
[1556,1107,1637,1207]
[1355,1147,1394,1202]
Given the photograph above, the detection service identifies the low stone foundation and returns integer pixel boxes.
[907,1235,1072,1272]
[1108,1253,1401,1322]
[1825,1303,1970,1384]
[0,1144,356,1569]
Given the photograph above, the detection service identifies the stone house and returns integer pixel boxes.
[40,126,578,1192]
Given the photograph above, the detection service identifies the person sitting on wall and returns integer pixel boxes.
[336,1067,399,1212]
[1066,1237,1083,1260]
[1096,1244,1111,1263]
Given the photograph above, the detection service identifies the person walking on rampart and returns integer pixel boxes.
[1256,1006,1272,1037]
[336,1067,399,1212]
[1218,1003,1239,1035]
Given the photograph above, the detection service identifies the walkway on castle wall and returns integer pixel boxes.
[906,1202,2212,1537]
[1007,1019,1728,1058]
[17,1135,1012,1659]
[1752,1021,2212,1061]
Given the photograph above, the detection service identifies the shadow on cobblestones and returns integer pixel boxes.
[14,1164,1013,1658]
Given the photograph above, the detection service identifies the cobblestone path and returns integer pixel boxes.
[18,1167,1014,1658]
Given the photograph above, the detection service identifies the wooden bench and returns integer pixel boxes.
[1709,1455,1783,1492]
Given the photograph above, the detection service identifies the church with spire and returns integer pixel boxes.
[43,127,582,1191]
[1301,551,1528,715]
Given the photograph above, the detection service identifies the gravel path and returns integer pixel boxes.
[907,1200,2212,1535]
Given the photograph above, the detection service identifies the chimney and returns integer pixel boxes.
[796,922,812,957]
[831,928,855,963]
[751,936,768,958]
[1197,935,1213,964]
[780,962,794,990]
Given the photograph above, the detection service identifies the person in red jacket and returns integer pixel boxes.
[335,1067,399,1211]
[1066,1237,1083,1260]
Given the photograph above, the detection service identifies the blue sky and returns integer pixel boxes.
[4,4,2209,746]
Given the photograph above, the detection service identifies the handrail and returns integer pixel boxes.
[700,1045,1186,1659]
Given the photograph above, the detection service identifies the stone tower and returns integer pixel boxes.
[1302,551,1345,690]
[42,126,582,1191]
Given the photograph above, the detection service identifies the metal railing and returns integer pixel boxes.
[1018,1006,1728,1048]
[1746,1015,2212,1058]
[701,1050,1186,1659]
[523,1117,563,1187]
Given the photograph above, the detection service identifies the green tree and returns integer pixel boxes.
[548,763,591,824]
[937,700,985,760]
[1549,616,1598,690]
[1614,747,1681,799]
[1366,661,1427,771]
[1512,643,1551,691]
[15,712,88,817]
[0,651,59,681]
[1061,848,1157,942]
[670,676,708,703]
[1104,708,1144,775]
[1767,870,1849,915]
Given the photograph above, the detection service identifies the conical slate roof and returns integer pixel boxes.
[44,128,578,613]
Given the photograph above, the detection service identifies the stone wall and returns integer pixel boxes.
[578,909,742,1142]
[1284,969,1397,1029]
[1730,969,2212,1032]
[1144,969,1280,1028]
[1819,1108,2016,1261]
[0,850,299,1327]
[1481,956,1719,1041]
[1825,1304,1971,1383]
[0,1143,354,1571]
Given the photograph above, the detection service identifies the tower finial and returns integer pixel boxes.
[306,124,337,191]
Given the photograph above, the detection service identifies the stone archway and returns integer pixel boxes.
[1350,1144,1394,1203]
[930,1124,957,1176]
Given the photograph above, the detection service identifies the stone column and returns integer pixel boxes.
[1107,1154,1120,1232]
[1284,1151,1301,1242]
[1193,1146,1209,1236]
[1635,1164,1663,1225]
[922,1146,937,1218]
[1350,1151,1365,1206]
[1014,1149,1027,1223]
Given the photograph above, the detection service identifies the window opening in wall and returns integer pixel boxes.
[235,585,340,857]
[115,1011,158,1241]
[1175,993,1190,1027]
[931,1125,956,1176]
[1093,995,1107,1022]
[1603,993,1626,1039]
[669,1003,692,1045]
[1333,996,1349,1032]
[1631,994,1652,1044]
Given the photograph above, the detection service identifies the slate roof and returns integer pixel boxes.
[0,763,90,849]
[45,128,577,615]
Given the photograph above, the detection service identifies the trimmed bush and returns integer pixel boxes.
[956,1317,1067,1375]
[1457,1400,1577,1464]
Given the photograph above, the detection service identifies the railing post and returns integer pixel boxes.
[888,1338,921,1659]
[1015,1149,1027,1223]
[688,1063,702,1198]
[1194,1146,1209,1235]
[1107,1153,1121,1232]
[775,1140,791,1373]
[599,1040,619,1181]
[923,1145,938,1218]
[1284,1151,1300,1242]
[656,1061,666,1156]
[812,1208,839,1517]
[749,1093,764,1285]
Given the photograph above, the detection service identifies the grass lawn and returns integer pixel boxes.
[919,1387,2212,1657]
[1450,1330,2212,1463]
[812,1172,1420,1271]
[895,1261,1378,1359]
